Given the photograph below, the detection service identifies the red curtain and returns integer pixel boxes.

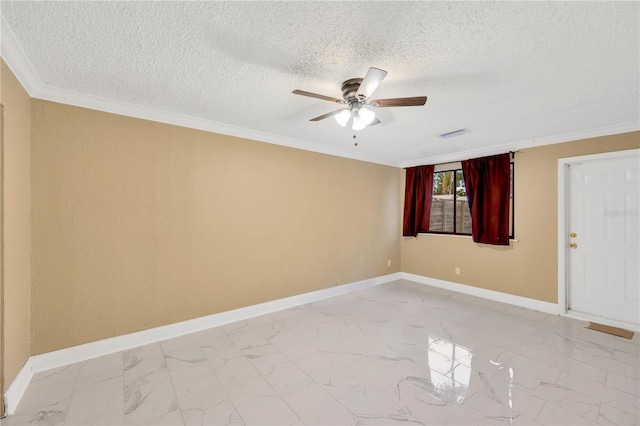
[461,153,511,245]
[403,165,435,237]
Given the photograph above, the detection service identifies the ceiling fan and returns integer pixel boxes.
[292,67,427,131]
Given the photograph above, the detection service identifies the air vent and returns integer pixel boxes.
[439,129,466,138]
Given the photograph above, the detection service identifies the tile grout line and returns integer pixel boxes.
[273,318,414,423]
[534,401,547,424]
[159,340,195,426]
[160,356,187,425]
[61,364,83,426]
[237,320,303,425]
[246,316,348,424]
[198,329,251,426]
[543,393,603,425]
[529,391,545,421]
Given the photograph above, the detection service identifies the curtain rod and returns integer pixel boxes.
[405,150,520,169]
[434,151,519,167]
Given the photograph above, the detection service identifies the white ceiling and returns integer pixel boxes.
[1,1,638,166]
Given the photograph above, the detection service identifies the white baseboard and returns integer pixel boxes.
[6,270,565,414]
[29,272,401,373]
[4,272,400,414]
[400,272,560,315]
[4,359,33,416]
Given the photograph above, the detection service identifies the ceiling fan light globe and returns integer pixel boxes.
[359,107,375,125]
[335,109,351,127]
[352,116,366,131]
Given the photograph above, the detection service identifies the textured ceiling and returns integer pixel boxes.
[1,1,638,166]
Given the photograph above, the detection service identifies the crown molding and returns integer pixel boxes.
[33,84,399,167]
[401,121,640,167]
[2,14,636,170]
[1,14,42,95]
[0,14,398,168]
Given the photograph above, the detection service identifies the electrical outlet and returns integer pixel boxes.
[455,267,460,275]
[387,259,391,267]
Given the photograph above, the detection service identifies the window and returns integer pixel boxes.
[428,163,514,237]
[428,169,471,235]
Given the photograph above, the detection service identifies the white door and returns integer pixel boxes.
[568,154,640,327]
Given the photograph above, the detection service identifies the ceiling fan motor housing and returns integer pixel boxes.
[292,67,426,125]
[341,78,364,101]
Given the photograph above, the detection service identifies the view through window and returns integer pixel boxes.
[428,164,514,237]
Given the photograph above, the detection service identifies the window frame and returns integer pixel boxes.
[426,162,515,239]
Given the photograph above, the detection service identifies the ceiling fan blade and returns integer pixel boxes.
[356,67,387,100]
[371,96,427,107]
[292,89,344,103]
[367,117,381,127]
[310,109,347,121]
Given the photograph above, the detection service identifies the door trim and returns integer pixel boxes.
[0,104,4,418]
[558,148,640,330]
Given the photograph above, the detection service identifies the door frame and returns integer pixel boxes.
[557,148,640,330]
[0,104,4,418]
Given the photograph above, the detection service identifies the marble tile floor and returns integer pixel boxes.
[2,279,639,426]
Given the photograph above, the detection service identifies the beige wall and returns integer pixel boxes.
[1,61,31,388]
[4,63,638,366]
[402,131,640,303]
[30,100,402,354]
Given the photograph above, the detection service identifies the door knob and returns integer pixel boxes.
[570,243,578,249]
[570,232,577,238]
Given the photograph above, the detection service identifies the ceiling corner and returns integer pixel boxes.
[1,14,42,96]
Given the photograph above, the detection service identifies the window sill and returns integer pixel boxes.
[417,233,519,242]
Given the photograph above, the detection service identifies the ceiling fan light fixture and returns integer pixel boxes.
[293,67,427,130]
[335,109,351,127]
[359,107,375,125]
[352,115,366,131]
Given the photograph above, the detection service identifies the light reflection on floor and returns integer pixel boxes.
[4,279,639,425]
